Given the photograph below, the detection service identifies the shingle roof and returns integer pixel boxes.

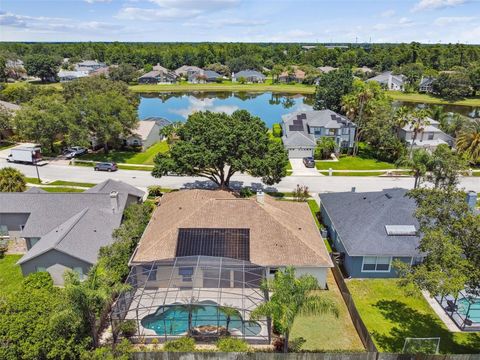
[282,131,316,147]
[0,100,21,112]
[319,189,421,257]
[143,117,172,128]
[85,179,145,199]
[366,71,405,85]
[132,190,333,268]
[317,66,337,73]
[131,120,157,140]
[283,110,355,129]
[175,65,202,75]
[234,70,265,79]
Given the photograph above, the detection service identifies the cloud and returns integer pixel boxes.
[149,0,239,10]
[85,0,112,3]
[185,17,268,28]
[373,17,415,31]
[412,0,467,12]
[169,97,238,118]
[381,9,396,17]
[433,16,476,25]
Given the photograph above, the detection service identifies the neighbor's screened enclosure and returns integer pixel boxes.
[111,256,269,343]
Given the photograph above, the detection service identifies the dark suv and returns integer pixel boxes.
[302,157,315,168]
[94,162,118,172]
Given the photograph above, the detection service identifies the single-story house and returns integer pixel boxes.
[320,188,423,278]
[317,66,337,74]
[278,68,306,83]
[0,180,144,285]
[366,71,405,91]
[175,65,202,78]
[75,60,107,73]
[419,76,435,93]
[125,117,171,150]
[232,70,265,83]
[398,117,454,150]
[188,70,221,83]
[281,110,356,158]
[58,70,89,82]
[138,66,177,84]
[354,66,374,74]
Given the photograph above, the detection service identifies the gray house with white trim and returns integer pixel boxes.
[0,180,144,285]
[319,189,422,278]
[366,71,405,91]
[281,110,356,158]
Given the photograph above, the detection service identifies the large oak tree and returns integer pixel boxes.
[152,110,289,189]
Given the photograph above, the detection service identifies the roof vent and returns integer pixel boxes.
[385,193,393,199]
[385,225,416,236]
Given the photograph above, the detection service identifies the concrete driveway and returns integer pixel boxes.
[289,159,322,176]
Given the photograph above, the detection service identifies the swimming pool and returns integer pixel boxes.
[457,297,480,323]
[141,301,262,336]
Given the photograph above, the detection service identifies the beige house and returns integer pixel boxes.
[125,118,171,150]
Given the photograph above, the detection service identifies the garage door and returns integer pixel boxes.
[288,148,313,158]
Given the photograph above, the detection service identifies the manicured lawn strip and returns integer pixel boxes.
[38,186,84,193]
[387,91,480,107]
[0,255,23,297]
[319,171,389,177]
[118,164,153,171]
[25,177,42,184]
[48,180,96,188]
[307,199,332,252]
[316,156,395,171]
[0,142,15,151]
[291,271,364,351]
[129,81,315,94]
[81,141,168,165]
[348,279,480,354]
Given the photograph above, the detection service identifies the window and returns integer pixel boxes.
[327,129,336,136]
[427,133,434,140]
[73,267,83,278]
[179,267,194,282]
[342,128,349,135]
[362,256,391,272]
[0,225,8,238]
[269,267,278,275]
[411,256,423,266]
[36,266,46,272]
[30,238,40,247]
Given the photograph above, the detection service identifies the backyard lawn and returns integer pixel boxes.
[348,279,480,354]
[316,156,395,171]
[387,91,480,107]
[82,141,169,165]
[0,255,23,297]
[291,270,364,351]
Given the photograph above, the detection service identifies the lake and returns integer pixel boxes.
[138,92,478,127]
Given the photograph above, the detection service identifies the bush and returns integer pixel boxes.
[148,185,164,197]
[118,319,137,339]
[239,187,254,198]
[22,271,53,290]
[163,337,196,352]
[314,137,336,160]
[216,337,250,352]
[272,123,282,137]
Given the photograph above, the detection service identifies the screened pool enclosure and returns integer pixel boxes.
[436,290,480,331]
[111,256,270,343]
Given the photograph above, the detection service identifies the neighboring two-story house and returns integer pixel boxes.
[398,117,454,150]
[139,65,178,84]
[366,71,405,91]
[281,110,356,158]
[419,77,435,93]
[0,180,144,285]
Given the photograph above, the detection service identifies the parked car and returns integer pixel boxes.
[303,157,315,168]
[94,162,117,172]
[64,146,88,159]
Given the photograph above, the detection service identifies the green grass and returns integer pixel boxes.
[319,171,388,177]
[388,91,480,107]
[348,279,480,354]
[129,80,315,94]
[25,177,42,184]
[307,199,332,252]
[48,180,96,188]
[316,157,395,171]
[0,255,23,297]
[81,141,169,165]
[0,142,15,151]
[39,187,84,193]
[291,272,364,351]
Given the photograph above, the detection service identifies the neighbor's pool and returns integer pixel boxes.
[141,301,262,336]
[457,297,480,323]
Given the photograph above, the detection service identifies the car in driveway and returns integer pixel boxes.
[302,157,315,168]
[94,162,118,172]
[64,146,88,159]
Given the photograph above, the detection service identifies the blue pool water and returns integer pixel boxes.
[457,297,480,323]
[138,92,313,128]
[141,302,262,336]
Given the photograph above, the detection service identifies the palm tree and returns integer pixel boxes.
[396,148,431,188]
[0,167,27,192]
[219,305,238,334]
[394,106,411,128]
[251,267,338,353]
[408,109,430,154]
[428,105,448,131]
[175,297,207,336]
[457,118,480,164]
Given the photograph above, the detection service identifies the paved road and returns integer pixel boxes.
[2,159,479,193]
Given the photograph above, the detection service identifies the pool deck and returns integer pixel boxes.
[422,290,461,332]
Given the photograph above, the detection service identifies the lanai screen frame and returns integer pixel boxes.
[111,255,270,342]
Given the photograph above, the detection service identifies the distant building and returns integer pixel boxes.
[138,66,177,84]
[75,60,107,73]
[188,70,222,83]
[317,66,337,74]
[232,70,265,83]
[175,65,203,78]
[397,117,454,150]
[278,67,306,83]
[320,188,423,278]
[281,110,356,158]
[419,76,435,93]
[57,70,89,82]
[366,71,405,91]
[125,117,171,150]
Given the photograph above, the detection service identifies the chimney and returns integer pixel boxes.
[351,187,356,193]
[466,191,477,211]
[256,190,264,205]
[110,191,119,213]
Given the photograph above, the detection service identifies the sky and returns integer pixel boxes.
[0,0,479,43]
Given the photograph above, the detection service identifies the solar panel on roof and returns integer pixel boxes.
[385,225,417,236]
[176,228,250,261]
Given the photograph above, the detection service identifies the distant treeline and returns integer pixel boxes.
[0,42,479,72]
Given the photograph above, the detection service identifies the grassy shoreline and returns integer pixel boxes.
[387,91,480,107]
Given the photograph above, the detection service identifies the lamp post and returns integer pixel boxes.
[33,150,41,183]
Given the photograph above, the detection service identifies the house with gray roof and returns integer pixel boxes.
[366,71,405,91]
[0,180,144,285]
[281,110,356,158]
[319,189,423,278]
[138,68,177,84]
[419,76,435,93]
[175,65,203,78]
[232,70,265,83]
[75,60,107,73]
[188,70,222,83]
[398,117,454,150]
